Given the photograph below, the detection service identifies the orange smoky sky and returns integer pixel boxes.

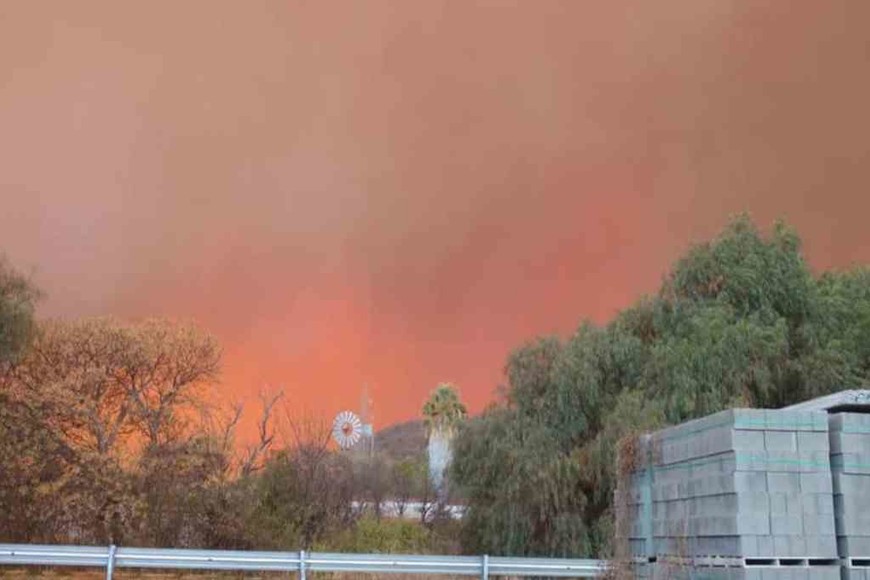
[2,2,869,439]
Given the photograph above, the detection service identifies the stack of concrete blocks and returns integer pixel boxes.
[614,434,654,570]
[830,413,870,580]
[619,408,841,579]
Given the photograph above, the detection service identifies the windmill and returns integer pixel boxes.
[331,384,375,456]
[332,410,363,449]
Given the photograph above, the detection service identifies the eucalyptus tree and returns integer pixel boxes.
[453,214,870,557]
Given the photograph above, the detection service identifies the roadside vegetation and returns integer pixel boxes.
[2,215,868,557]
[452,215,870,557]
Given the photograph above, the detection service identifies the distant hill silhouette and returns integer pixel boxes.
[374,419,426,463]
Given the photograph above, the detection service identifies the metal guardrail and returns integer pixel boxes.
[0,544,606,579]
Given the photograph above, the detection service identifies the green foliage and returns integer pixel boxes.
[248,446,355,549]
[322,517,432,553]
[453,214,870,557]
[0,257,39,364]
[422,383,467,433]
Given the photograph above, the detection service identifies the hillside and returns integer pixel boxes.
[374,419,426,463]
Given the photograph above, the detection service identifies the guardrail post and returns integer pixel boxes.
[299,549,306,580]
[106,544,117,580]
[481,554,489,580]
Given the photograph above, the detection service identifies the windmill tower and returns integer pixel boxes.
[359,383,375,457]
[331,384,376,457]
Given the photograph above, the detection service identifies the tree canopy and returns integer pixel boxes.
[0,257,39,365]
[452,215,870,557]
[422,383,467,434]
[0,315,222,543]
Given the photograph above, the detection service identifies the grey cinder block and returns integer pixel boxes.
[838,535,870,556]
[804,533,838,557]
[765,431,797,452]
[831,453,870,475]
[770,513,803,535]
[756,534,774,556]
[768,472,801,494]
[797,431,829,452]
[800,472,834,494]
[831,432,870,455]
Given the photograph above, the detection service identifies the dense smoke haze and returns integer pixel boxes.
[2,1,869,437]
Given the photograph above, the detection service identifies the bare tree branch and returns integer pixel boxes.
[240,388,283,477]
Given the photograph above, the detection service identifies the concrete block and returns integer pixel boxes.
[788,535,806,556]
[800,493,834,516]
[686,475,712,497]
[770,493,789,514]
[832,453,870,475]
[770,513,803,535]
[730,451,829,473]
[831,412,870,434]
[836,494,863,518]
[797,431,829,452]
[756,451,798,473]
[692,452,739,476]
[786,492,807,515]
[653,481,679,502]
[765,431,797,452]
[835,521,870,538]
[734,451,801,473]
[690,535,760,557]
[688,513,770,536]
[686,494,728,516]
[736,471,770,493]
[653,410,734,444]
[831,432,870,455]
[838,535,870,556]
[799,451,833,472]
[739,492,771,513]
[773,535,792,556]
[765,409,823,431]
[805,533,838,557]
[732,409,768,430]
[735,430,768,452]
[832,472,870,495]
[834,496,870,534]
[768,472,801,494]
[813,411,830,432]
[800,472,834,494]
[843,568,870,580]
[802,511,836,535]
[756,534,774,556]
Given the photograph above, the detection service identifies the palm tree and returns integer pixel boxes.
[421,383,467,502]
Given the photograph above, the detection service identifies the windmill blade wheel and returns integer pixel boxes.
[332,410,363,449]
